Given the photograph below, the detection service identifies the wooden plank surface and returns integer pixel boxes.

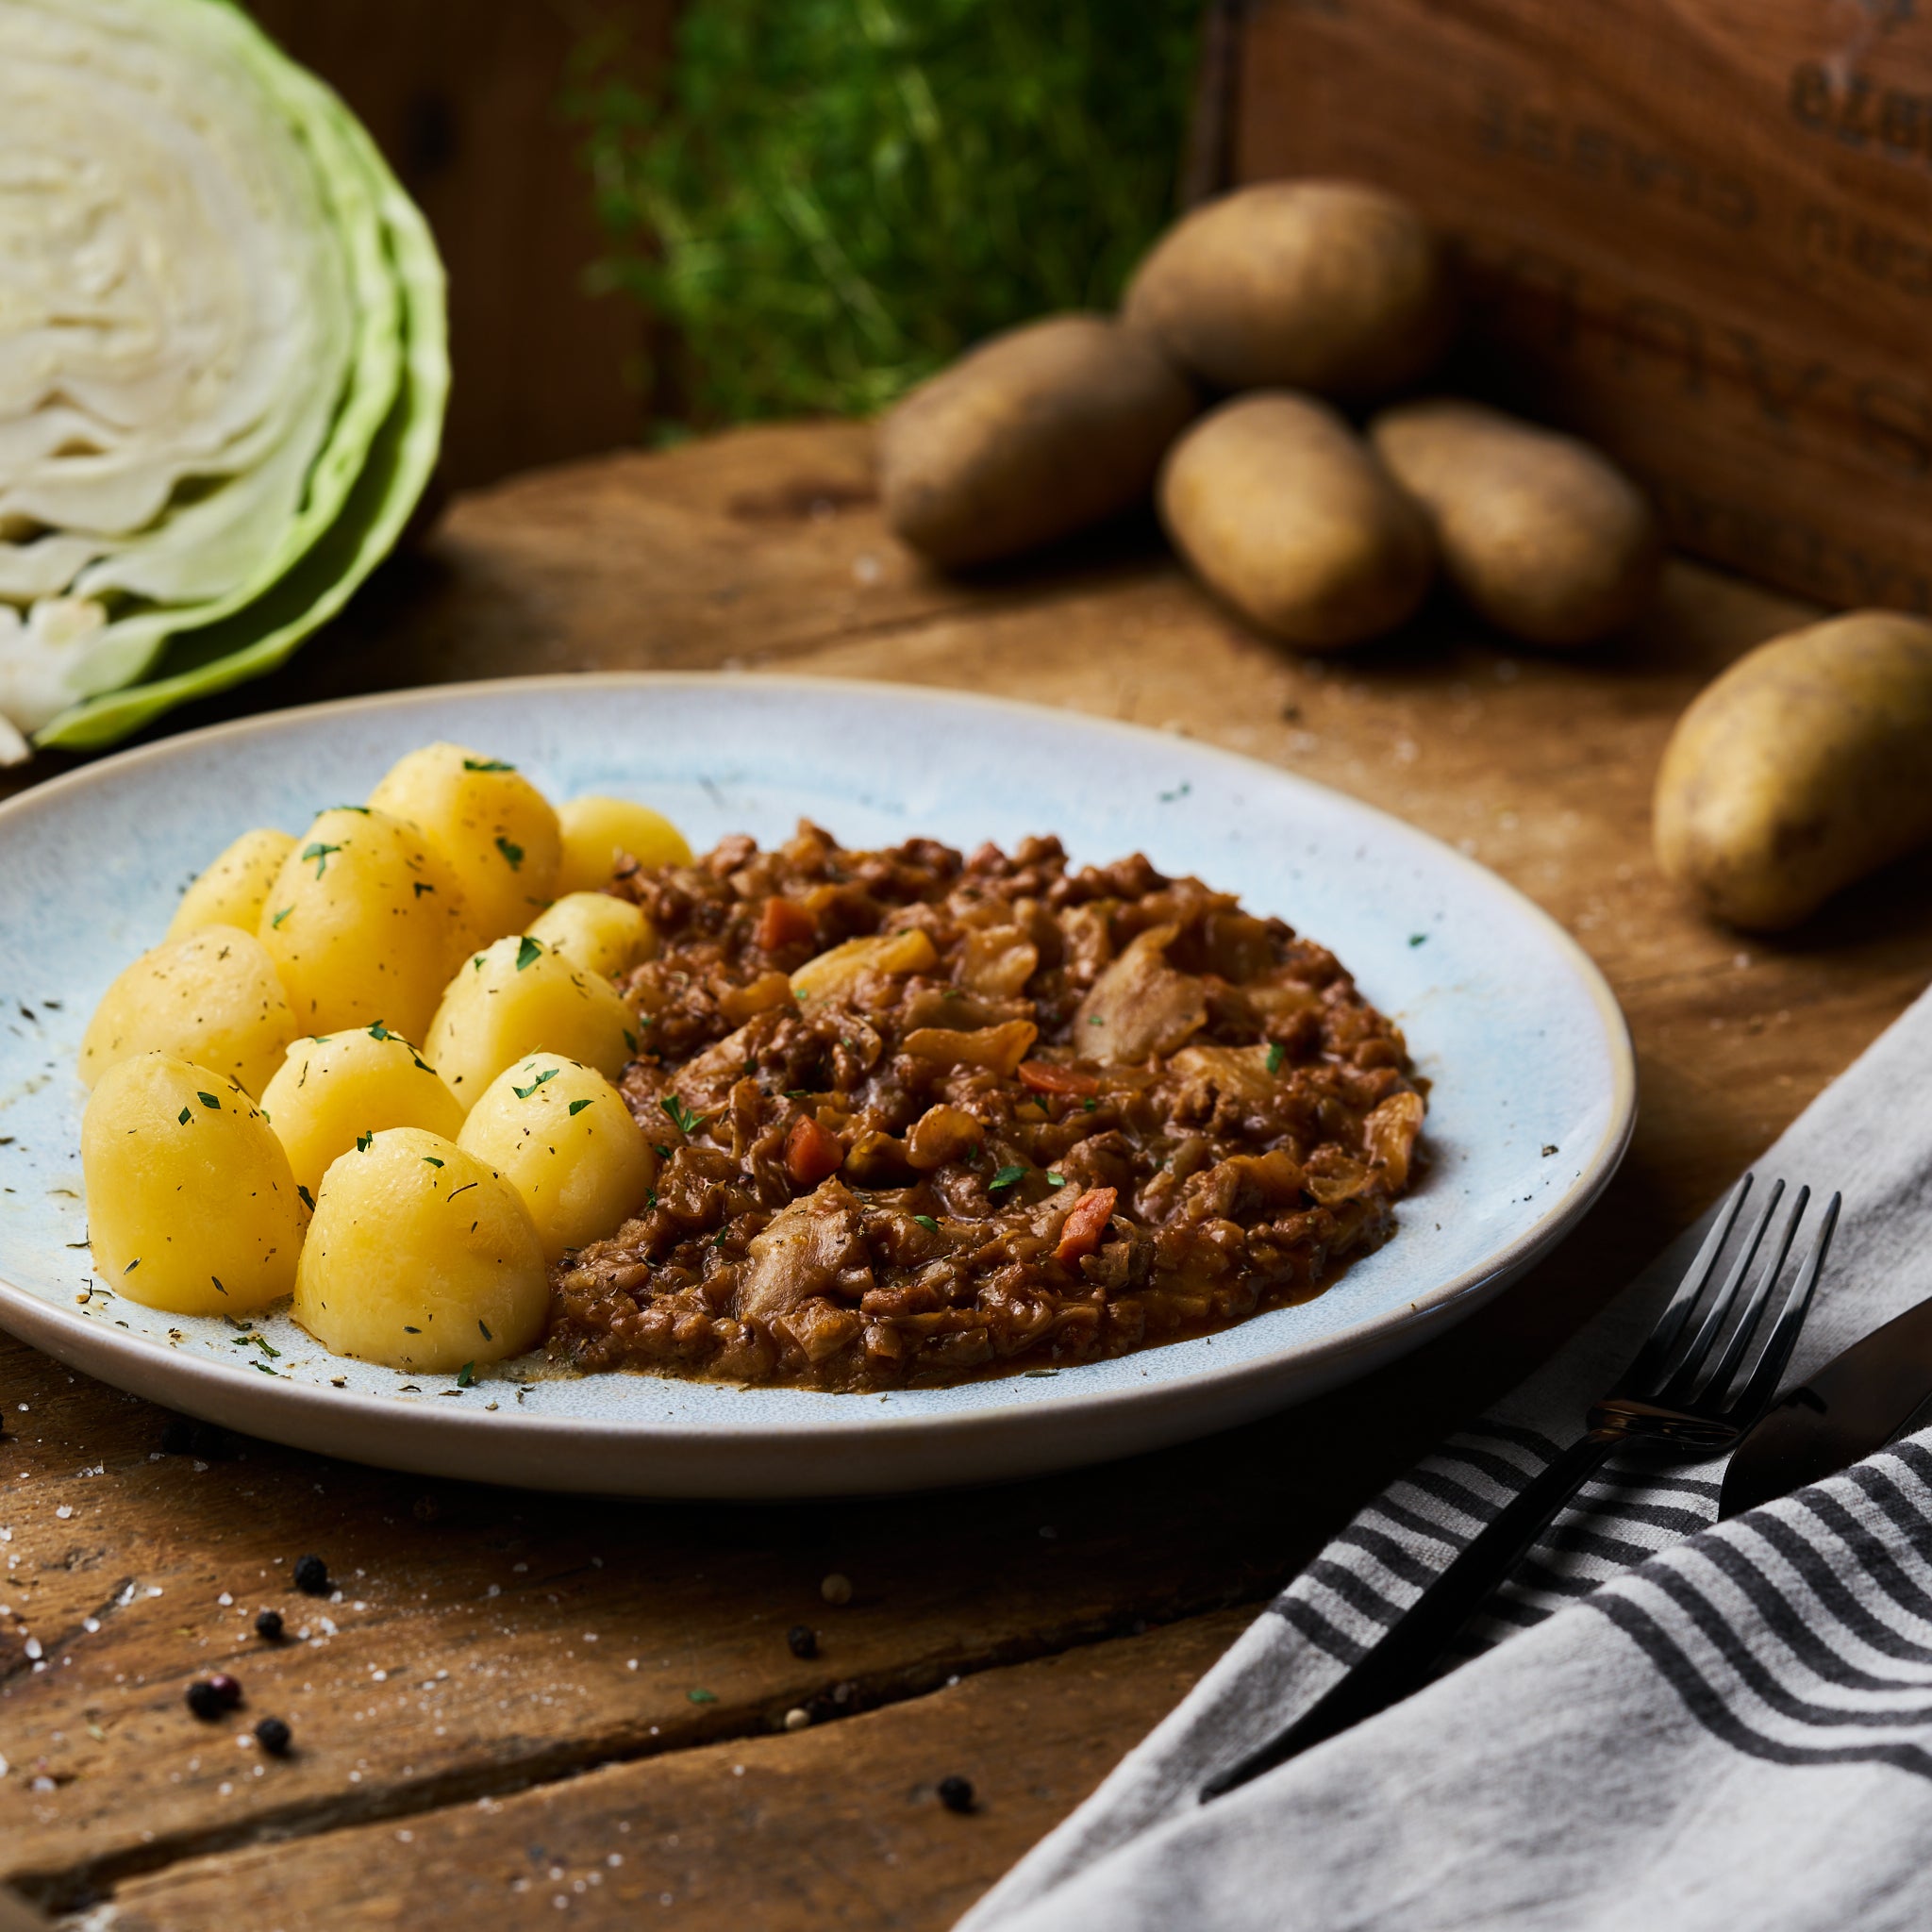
[5,421,1930,1925]
[1233,0,1932,614]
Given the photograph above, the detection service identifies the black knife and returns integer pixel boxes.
[1720,1291,1932,1518]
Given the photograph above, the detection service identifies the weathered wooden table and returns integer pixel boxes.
[4,423,1927,1929]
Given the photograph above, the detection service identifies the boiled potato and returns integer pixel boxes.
[291,1127,546,1373]
[368,742,560,941]
[167,828,296,941]
[878,313,1196,568]
[80,925,295,1097]
[457,1054,656,1261]
[258,807,473,1040]
[83,1053,308,1316]
[1655,611,1932,931]
[1371,399,1660,646]
[259,1024,466,1195]
[557,796,692,893]
[425,935,637,1106]
[1123,180,1455,397]
[1158,392,1435,648]
[526,892,655,980]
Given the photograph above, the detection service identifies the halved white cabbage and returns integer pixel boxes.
[0,0,447,758]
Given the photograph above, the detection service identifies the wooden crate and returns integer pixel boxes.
[1228,0,1932,612]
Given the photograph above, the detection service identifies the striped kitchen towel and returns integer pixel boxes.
[959,979,1932,1932]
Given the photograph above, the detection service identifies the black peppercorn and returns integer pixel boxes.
[255,1608,284,1641]
[786,1624,818,1659]
[184,1680,225,1721]
[938,1774,975,1814]
[254,1715,292,1757]
[206,1672,242,1708]
[291,1554,330,1596]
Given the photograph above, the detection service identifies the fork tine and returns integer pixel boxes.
[1620,1174,1754,1394]
[1652,1178,1785,1402]
[1688,1185,1808,1402]
[1723,1191,1841,1424]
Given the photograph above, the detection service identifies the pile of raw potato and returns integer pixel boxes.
[76,746,689,1375]
[881,179,1932,935]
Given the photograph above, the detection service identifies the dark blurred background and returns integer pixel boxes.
[247,0,1208,491]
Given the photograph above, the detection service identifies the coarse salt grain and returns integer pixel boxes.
[54,1506,71,1520]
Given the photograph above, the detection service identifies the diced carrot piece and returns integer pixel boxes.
[784,1114,844,1189]
[1017,1059,1100,1097]
[1055,1186,1118,1268]
[757,897,818,952]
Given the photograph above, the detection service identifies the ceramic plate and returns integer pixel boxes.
[0,675,1633,1496]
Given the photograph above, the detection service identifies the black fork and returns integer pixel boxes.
[1200,1174,1840,1802]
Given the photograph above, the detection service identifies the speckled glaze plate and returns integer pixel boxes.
[0,675,1633,1496]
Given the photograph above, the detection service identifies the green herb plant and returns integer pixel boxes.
[569,0,1203,431]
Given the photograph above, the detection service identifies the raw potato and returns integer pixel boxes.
[556,796,691,893]
[292,1127,546,1373]
[1158,392,1435,648]
[368,742,561,941]
[1123,180,1455,397]
[1655,610,1932,931]
[83,1054,308,1316]
[458,1053,656,1261]
[425,935,638,1106]
[259,1024,466,1195]
[878,312,1196,568]
[258,807,473,1040]
[167,828,297,941]
[1371,399,1661,645]
[79,924,295,1097]
[526,892,655,980]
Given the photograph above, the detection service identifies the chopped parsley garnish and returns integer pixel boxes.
[913,1214,939,1232]
[177,1106,192,1125]
[1408,933,1428,947]
[403,1325,421,1334]
[687,1688,718,1705]
[356,1131,374,1152]
[463,758,515,772]
[297,1186,316,1211]
[660,1094,706,1138]
[646,1188,658,1210]
[423,1155,445,1168]
[568,1098,592,1117]
[651,1143,671,1160]
[1082,1096,1099,1112]
[1266,1041,1285,1074]
[1046,1172,1067,1187]
[623,1029,640,1055]
[270,905,293,928]
[515,936,543,972]
[496,836,525,870]
[197,1091,221,1110]
[1158,780,1192,802]
[1088,1015,1104,1025]
[989,1164,1028,1194]
[368,1021,393,1041]
[513,1069,558,1100]
[477,1320,492,1341]
[714,1226,730,1249]
[457,1360,476,1388]
[210,1276,227,1296]
[302,841,343,877]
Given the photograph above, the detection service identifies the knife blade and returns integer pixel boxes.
[1720,1290,1932,1518]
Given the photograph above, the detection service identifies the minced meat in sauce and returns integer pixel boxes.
[548,823,1425,1391]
